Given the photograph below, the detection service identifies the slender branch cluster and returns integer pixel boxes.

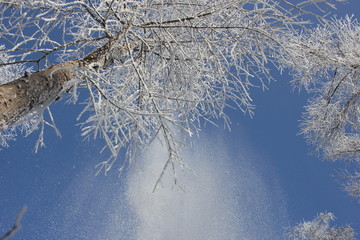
[288,212,356,240]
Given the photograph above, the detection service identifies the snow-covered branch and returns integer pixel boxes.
[288,212,356,240]
[288,213,355,240]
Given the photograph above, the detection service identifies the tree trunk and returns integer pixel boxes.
[0,42,112,131]
[0,62,76,130]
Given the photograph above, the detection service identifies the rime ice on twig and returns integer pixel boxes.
[288,212,356,240]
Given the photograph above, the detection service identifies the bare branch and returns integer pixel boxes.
[0,206,27,240]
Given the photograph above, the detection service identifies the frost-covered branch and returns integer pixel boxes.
[281,16,360,161]
[288,212,356,240]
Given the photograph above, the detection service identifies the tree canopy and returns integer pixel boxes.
[0,0,344,185]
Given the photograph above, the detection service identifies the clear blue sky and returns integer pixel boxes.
[1,1,360,239]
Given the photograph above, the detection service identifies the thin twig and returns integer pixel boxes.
[0,206,27,240]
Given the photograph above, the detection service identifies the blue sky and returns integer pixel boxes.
[1,1,360,239]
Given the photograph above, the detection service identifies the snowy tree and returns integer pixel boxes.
[280,16,360,201]
[0,0,343,185]
[288,212,356,240]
